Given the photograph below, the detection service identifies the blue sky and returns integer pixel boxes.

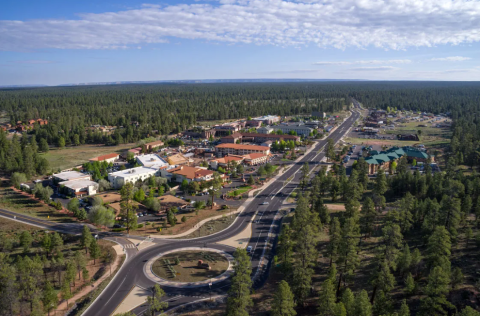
[1,0,480,85]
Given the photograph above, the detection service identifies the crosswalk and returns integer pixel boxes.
[124,244,136,249]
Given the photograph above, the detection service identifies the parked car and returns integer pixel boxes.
[246,246,253,254]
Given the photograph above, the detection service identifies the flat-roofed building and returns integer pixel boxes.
[167,153,189,166]
[53,171,90,184]
[275,123,313,136]
[215,143,270,157]
[239,133,299,143]
[108,167,158,189]
[145,140,164,151]
[253,115,280,125]
[257,126,274,134]
[89,153,119,164]
[136,154,169,169]
[60,179,99,197]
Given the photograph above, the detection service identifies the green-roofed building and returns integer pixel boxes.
[364,146,432,175]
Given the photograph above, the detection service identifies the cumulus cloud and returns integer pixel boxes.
[314,60,411,65]
[430,56,472,62]
[2,0,480,51]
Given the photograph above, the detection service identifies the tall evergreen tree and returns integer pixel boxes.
[271,280,296,316]
[226,248,253,316]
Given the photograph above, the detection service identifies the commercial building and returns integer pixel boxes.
[136,154,169,169]
[161,166,215,183]
[60,179,99,197]
[243,153,269,165]
[252,115,280,125]
[365,146,433,174]
[145,140,164,151]
[89,153,119,164]
[209,155,245,170]
[220,132,242,144]
[234,132,299,144]
[167,153,189,166]
[275,123,313,136]
[215,143,270,157]
[108,167,158,189]
[257,126,274,134]
[53,171,91,185]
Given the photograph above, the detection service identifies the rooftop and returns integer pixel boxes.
[216,143,270,151]
[89,153,119,161]
[243,153,268,160]
[53,171,89,181]
[136,154,168,168]
[167,153,189,165]
[60,179,98,190]
[145,140,164,147]
[169,166,214,180]
[212,155,244,164]
[253,115,279,121]
[109,166,157,178]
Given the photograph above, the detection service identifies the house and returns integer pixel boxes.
[60,179,99,197]
[108,167,158,189]
[243,153,269,165]
[158,195,189,211]
[28,119,36,125]
[261,140,273,148]
[136,154,169,169]
[221,132,242,144]
[128,147,142,156]
[145,140,164,151]
[162,166,215,183]
[89,153,119,164]
[215,143,270,157]
[257,126,274,134]
[167,153,189,166]
[210,155,245,170]
[53,171,91,184]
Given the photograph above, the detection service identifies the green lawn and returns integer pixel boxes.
[228,186,252,197]
[41,143,136,171]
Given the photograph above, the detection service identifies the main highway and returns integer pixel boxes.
[0,105,360,316]
[79,104,361,316]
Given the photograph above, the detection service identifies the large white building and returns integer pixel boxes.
[108,167,158,189]
[53,171,90,184]
[136,154,169,169]
[60,179,98,197]
[275,123,313,136]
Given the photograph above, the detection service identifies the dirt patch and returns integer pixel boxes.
[152,251,229,282]
[176,213,238,239]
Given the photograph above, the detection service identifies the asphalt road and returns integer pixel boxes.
[0,106,360,316]
[80,107,361,316]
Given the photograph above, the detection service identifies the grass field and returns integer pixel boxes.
[152,251,229,282]
[227,185,252,197]
[40,143,136,171]
[0,186,75,223]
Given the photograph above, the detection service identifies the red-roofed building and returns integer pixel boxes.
[243,153,269,165]
[215,143,270,157]
[210,155,245,170]
[220,132,242,144]
[89,153,119,164]
[161,166,216,183]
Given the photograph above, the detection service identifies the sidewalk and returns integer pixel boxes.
[53,244,125,315]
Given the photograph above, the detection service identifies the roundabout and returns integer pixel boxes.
[144,247,235,288]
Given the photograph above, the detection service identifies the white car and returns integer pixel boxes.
[261,202,269,205]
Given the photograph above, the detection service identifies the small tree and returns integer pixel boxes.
[11,172,27,189]
[67,198,80,214]
[146,284,168,316]
[19,231,33,253]
[42,281,57,316]
[61,279,72,307]
[181,216,187,223]
[82,267,90,281]
[81,225,93,254]
[248,175,255,185]
[404,272,416,295]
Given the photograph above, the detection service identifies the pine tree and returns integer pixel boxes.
[318,279,336,316]
[398,299,410,316]
[226,248,253,316]
[397,244,412,277]
[341,288,354,316]
[457,306,480,316]
[146,284,168,316]
[41,233,51,256]
[404,272,415,295]
[120,182,138,233]
[361,197,376,238]
[19,231,33,253]
[61,279,72,307]
[370,260,395,304]
[328,218,341,266]
[42,281,57,316]
[89,238,101,265]
[337,218,360,292]
[334,302,347,316]
[427,226,451,268]
[277,225,293,275]
[420,266,453,316]
[271,280,296,316]
[372,290,392,316]
[451,267,464,290]
[374,168,388,196]
[354,290,372,316]
[80,225,92,254]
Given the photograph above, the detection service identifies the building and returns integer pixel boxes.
[398,134,420,141]
[243,153,269,165]
[261,140,273,148]
[136,154,169,169]
[167,153,189,166]
[60,179,99,197]
[246,120,262,127]
[108,167,158,189]
[209,155,245,170]
[312,111,326,119]
[145,140,164,151]
[252,115,280,125]
[53,171,91,185]
[128,147,142,156]
[220,132,242,144]
[275,123,313,136]
[215,143,270,157]
[257,126,274,134]
[364,146,433,174]
[89,153,119,164]
[239,132,299,143]
[161,166,215,183]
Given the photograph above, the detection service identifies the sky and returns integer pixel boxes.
[1,0,480,85]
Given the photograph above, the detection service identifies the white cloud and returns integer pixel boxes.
[350,66,399,71]
[2,0,480,51]
[314,59,411,65]
[430,56,472,62]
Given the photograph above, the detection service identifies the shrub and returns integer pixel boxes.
[156,227,161,232]
[111,228,126,232]
[137,224,144,229]
[222,205,229,209]
[181,216,187,223]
